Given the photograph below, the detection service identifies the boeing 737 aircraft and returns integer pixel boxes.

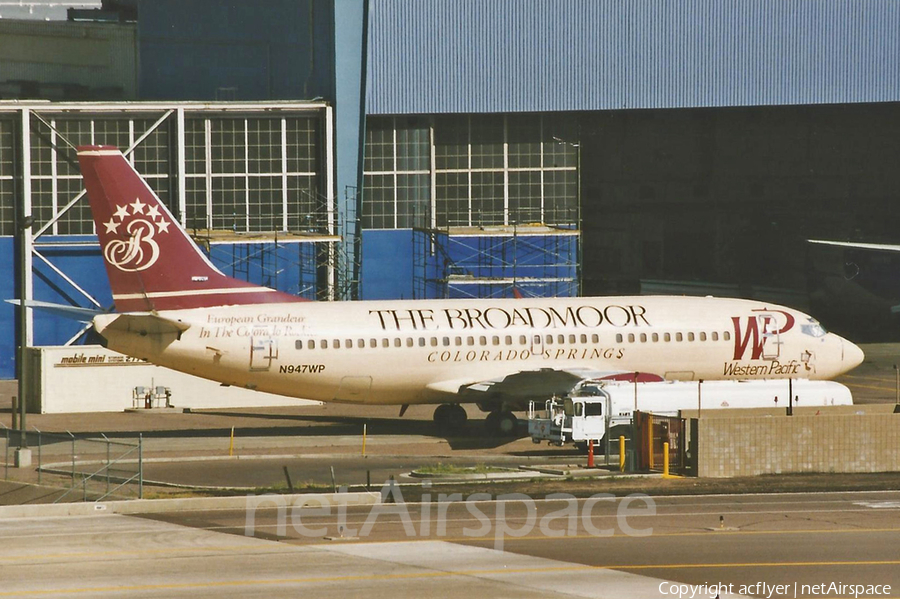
[74,146,864,434]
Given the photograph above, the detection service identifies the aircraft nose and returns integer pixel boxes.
[842,338,865,371]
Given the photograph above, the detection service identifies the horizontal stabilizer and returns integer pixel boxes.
[5,299,105,322]
[93,312,191,338]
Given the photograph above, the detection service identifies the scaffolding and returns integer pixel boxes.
[188,183,355,301]
[412,225,451,299]
[413,220,580,300]
[447,224,580,299]
[190,230,340,301]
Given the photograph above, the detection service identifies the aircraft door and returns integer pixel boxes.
[531,333,545,358]
[250,337,278,371]
[759,314,782,360]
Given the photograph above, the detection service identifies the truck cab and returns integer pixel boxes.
[528,381,611,446]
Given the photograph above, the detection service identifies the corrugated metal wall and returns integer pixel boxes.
[367,0,900,114]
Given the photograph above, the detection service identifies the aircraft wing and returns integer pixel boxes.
[808,239,900,252]
[427,367,662,403]
[808,239,900,312]
[5,299,106,322]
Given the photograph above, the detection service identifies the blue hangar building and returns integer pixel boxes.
[2,0,900,380]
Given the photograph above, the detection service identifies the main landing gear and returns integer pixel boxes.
[432,403,520,437]
[484,409,519,436]
[432,403,468,431]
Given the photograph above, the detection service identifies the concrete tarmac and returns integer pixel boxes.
[0,513,746,598]
[3,490,898,598]
[146,490,900,597]
[836,343,900,404]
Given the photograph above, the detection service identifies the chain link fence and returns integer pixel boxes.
[1,424,143,502]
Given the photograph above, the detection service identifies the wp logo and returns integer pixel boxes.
[731,309,795,360]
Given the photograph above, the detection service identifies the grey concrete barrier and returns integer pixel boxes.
[0,491,381,519]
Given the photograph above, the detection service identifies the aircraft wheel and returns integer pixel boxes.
[433,403,467,431]
[484,410,502,434]
[496,410,519,436]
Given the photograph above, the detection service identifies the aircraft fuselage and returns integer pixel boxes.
[93,295,863,406]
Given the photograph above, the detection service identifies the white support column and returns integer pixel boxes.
[467,117,472,226]
[539,115,545,224]
[21,108,33,346]
[324,105,336,301]
[49,120,58,234]
[502,116,509,226]
[281,117,288,232]
[243,119,250,232]
[204,118,213,230]
[429,119,437,230]
[176,108,187,226]
[128,119,135,163]
[391,118,398,228]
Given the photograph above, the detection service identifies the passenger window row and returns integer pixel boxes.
[614,331,732,343]
[294,332,603,350]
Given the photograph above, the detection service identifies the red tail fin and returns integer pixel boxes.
[78,146,303,311]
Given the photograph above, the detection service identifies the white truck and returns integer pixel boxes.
[527,378,853,446]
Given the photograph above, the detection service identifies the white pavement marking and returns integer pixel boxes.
[853,501,900,509]
[322,540,749,598]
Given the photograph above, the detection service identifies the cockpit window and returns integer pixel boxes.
[801,319,827,338]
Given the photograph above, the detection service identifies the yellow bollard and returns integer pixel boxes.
[619,435,626,472]
[663,441,669,477]
[362,423,367,457]
[229,426,234,457]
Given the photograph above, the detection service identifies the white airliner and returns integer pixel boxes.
[75,146,864,434]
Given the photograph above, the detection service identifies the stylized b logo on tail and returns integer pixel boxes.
[104,218,160,272]
[79,145,305,311]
